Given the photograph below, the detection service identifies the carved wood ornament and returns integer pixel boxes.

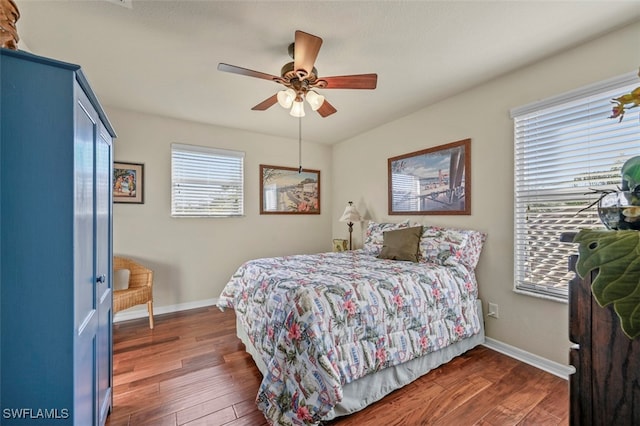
[0,0,19,50]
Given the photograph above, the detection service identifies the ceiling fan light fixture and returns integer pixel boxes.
[277,88,296,109]
[306,90,325,111]
[290,100,305,117]
[218,30,377,119]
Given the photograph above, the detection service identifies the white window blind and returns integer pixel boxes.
[512,73,640,301]
[171,143,244,217]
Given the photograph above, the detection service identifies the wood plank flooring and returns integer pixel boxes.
[106,306,569,426]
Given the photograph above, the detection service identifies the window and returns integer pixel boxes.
[171,143,244,217]
[511,72,640,301]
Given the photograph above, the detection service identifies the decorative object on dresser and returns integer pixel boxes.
[259,164,320,214]
[563,231,640,425]
[610,67,640,122]
[573,154,640,335]
[584,155,640,230]
[0,0,19,50]
[113,161,144,204]
[0,48,116,425]
[388,138,471,215]
[572,229,640,339]
[339,200,361,250]
[332,238,348,252]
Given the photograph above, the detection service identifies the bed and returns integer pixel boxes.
[217,222,486,426]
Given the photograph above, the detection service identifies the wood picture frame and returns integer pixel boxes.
[388,139,471,215]
[260,164,320,214]
[113,161,144,204]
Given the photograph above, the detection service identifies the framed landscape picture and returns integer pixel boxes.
[260,165,320,214]
[113,162,144,204]
[388,139,470,215]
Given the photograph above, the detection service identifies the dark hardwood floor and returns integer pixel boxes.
[106,306,569,426]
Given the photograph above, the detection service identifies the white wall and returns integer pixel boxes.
[107,108,333,313]
[331,21,640,365]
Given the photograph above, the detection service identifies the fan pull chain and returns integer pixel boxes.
[298,116,302,173]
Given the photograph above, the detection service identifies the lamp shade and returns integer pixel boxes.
[277,88,296,109]
[290,100,305,117]
[339,202,361,223]
[306,90,325,111]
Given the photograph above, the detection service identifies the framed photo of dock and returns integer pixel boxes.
[388,139,470,215]
[260,165,320,214]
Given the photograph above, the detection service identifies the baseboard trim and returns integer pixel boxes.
[483,337,575,380]
[113,297,220,323]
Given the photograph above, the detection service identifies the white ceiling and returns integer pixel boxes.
[15,1,640,144]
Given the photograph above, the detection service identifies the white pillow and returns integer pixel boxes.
[418,226,487,269]
[113,269,130,291]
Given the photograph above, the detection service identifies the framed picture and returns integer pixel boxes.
[260,164,320,214]
[113,162,144,204]
[388,139,470,215]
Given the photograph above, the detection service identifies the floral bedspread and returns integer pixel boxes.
[217,250,481,425]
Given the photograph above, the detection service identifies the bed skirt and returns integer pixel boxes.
[235,299,485,421]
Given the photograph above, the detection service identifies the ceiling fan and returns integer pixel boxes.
[217,30,377,118]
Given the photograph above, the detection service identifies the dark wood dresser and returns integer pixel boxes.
[565,234,640,425]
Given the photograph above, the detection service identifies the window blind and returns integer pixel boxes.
[511,73,640,301]
[171,143,244,217]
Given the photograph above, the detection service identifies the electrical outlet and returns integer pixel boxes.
[488,302,499,319]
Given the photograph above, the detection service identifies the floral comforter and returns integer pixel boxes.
[217,250,481,425]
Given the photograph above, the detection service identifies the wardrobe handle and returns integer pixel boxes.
[96,274,106,284]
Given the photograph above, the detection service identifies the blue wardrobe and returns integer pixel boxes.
[0,48,116,425]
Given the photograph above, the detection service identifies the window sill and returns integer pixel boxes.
[513,288,568,304]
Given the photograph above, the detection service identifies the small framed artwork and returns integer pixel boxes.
[388,138,471,215]
[113,162,144,204]
[260,164,320,214]
[333,239,348,252]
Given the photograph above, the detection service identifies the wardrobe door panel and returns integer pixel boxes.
[74,87,99,426]
[96,123,114,424]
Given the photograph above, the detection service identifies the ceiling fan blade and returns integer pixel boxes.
[319,74,378,89]
[294,30,322,78]
[317,100,337,118]
[251,94,279,111]
[218,63,279,82]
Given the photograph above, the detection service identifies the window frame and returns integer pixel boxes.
[171,143,245,218]
[511,71,640,302]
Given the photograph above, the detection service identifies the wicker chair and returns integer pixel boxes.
[113,256,154,329]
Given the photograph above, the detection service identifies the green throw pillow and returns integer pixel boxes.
[378,226,423,262]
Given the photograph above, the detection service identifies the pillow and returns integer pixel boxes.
[378,226,423,262]
[114,269,130,291]
[418,226,487,269]
[363,220,410,255]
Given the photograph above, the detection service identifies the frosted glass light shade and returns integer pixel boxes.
[277,88,296,109]
[306,90,325,111]
[290,100,305,117]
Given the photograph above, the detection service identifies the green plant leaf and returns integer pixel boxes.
[573,229,640,339]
